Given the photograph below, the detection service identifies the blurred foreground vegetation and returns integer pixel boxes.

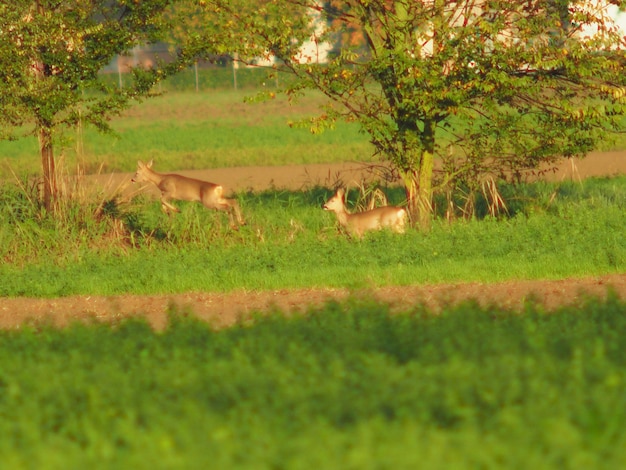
[1,296,625,469]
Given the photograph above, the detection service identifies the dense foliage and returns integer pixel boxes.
[204,0,626,227]
[0,297,625,468]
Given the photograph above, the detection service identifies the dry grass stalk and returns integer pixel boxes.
[481,176,508,218]
[351,180,391,212]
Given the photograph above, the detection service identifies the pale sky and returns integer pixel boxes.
[610,5,626,34]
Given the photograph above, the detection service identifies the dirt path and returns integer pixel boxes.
[2,151,624,329]
[99,149,626,197]
[1,274,625,330]
[166,149,626,192]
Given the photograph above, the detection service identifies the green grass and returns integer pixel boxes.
[2,71,626,469]
[0,83,624,298]
[3,67,626,179]
[1,297,625,468]
[1,177,624,297]
[0,89,373,178]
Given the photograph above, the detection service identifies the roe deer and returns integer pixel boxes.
[323,188,407,238]
[131,160,244,227]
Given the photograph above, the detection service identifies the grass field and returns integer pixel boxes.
[1,176,625,297]
[0,90,373,178]
[1,88,624,295]
[1,81,626,469]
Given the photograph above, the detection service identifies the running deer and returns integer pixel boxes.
[131,160,244,227]
[323,188,407,238]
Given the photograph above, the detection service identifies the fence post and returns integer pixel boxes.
[117,56,123,89]
[232,53,238,90]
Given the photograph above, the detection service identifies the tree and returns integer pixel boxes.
[204,0,626,229]
[0,1,189,210]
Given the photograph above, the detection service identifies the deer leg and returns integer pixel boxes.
[161,196,180,215]
[225,202,240,230]
[227,198,245,226]
[227,210,238,230]
[215,198,244,228]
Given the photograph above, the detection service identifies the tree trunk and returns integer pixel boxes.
[416,146,434,230]
[31,2,57,211]
[401,120,435,231]
[38,124,56,211]
[401,152,433,231]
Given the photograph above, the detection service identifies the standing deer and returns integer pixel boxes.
[323,188,407,238]
[131,160,244,227]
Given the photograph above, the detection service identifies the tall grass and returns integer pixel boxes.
[1,177,624,297]
[0,296,625,468]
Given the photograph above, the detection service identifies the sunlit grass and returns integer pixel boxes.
[1,177,624,297]
[0,90,373,178]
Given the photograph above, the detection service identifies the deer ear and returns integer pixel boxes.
[336,188,345,197]
[146,159,153,168]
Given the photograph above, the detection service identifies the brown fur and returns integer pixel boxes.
[323,188,406,238]
[132,160,244,228]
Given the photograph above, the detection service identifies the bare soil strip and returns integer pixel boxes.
[1,274,624,330]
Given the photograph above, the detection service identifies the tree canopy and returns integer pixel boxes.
[200,0,626,227]
[0,0,190,209]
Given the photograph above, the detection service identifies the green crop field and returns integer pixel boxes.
[1,297,626,468]
[1,80,625,469]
